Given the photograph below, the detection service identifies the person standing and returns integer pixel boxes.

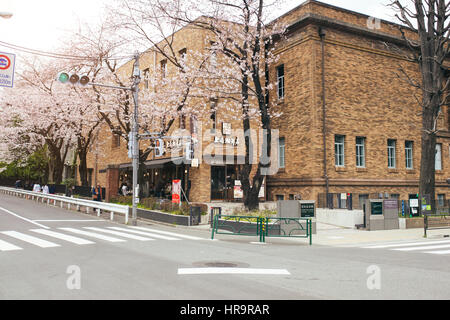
[42,185,49,194]
[92,184,103,202]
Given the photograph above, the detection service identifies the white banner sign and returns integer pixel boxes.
[0,52,15,88]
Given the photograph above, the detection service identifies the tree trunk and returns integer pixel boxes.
[78,151,89,187]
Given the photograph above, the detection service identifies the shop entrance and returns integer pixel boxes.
[211,165,241,201]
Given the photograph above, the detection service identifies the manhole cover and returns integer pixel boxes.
[204,262,238,268]
[192,261,250,268]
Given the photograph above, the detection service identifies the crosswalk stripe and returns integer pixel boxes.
[0,239,22,251]
[59,228,127,243]
[1,231,60,248]
[83,227,155,241]
[107,227,180,240]
[362,239,450,249]
[31,229,95,245]
[130,226,204,240]
[425,250,450,255]
[393,244,450,252]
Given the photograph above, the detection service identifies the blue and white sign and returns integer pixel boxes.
[0,52,15,88]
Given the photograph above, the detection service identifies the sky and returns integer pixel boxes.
[0,0,396,72]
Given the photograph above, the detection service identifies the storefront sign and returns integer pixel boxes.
[172,179,181,204]
[214,136,239,146]
[234,180,243,199]
[222,122,232,136]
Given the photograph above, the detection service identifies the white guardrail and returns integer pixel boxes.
[0,187,131,224]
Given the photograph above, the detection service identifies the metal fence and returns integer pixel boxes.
[211,214,312,245]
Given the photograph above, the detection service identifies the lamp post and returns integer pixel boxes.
[0,12,13,19]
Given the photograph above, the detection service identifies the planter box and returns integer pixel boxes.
[137,208,190,226]
[406,218,424,229]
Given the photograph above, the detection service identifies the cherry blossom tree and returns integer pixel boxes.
[115,0,287,209]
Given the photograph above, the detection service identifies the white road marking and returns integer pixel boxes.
[0,206,49,229]
[362,239,450,249]
[59,228,126,243]
[393,244,450,252]
[0,239,22,251]
[108,227,180,240]
[33,220,104,222]
[30,229,95,245]
[178,268,291,275]
[130,226,204,240]
[426,250,450,255]
[2,231,60,248]
[83,227,155,241]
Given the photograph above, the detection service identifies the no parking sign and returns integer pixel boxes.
[0,52,15,88]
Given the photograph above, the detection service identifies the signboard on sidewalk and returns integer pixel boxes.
[172,179,181,204]
[0,52,16,88]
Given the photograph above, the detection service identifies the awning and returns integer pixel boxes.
[118,157,190,170]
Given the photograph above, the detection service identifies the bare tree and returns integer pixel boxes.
[390,0,450,207]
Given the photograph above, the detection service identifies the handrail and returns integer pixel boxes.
[0,187,131,223]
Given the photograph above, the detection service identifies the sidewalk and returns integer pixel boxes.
[312,222,450,246]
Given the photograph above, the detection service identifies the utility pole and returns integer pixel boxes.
[131,53,141,226]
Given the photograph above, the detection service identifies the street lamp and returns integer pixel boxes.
[0,12,13,19]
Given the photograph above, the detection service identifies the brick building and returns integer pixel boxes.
[86,0,450,208]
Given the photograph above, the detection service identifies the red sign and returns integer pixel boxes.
[0,55,11,70]
[172,179,181,204]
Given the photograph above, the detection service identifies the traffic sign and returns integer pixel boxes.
[0,52,15,88]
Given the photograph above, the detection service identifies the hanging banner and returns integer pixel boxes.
[172,179,181,204]
[0,52,16,88]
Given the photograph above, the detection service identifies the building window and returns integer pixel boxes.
[388,139,396,169]
[112,133,120,149]
[277,64,285,100]
[436,143,442,170]
[356,137,366,168]
[405,141,413,169]
[438,194,446,207]
[179,114,186,129]
[210,99,217,132]
[279,137,285,169]
[160,59,167,78]
[335,135,345,167]
[276,195,285,201]
[143,68,150,89]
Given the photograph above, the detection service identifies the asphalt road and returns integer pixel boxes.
[1,193,450,300]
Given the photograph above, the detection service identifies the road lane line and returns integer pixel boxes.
[0,239,22,251]
[362,239,450,249]
[59,228,126,243]
[178,268,291,275]
[130,227,204,240]
[0,206,49,229]
[83,227,155,241]
[108,227,180,240]
[425,250,450,255]
[31,229,95,245]
[393,244,450,252]
[33,220,104,222]
[2,231,60,248]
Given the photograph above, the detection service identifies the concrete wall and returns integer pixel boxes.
[316,209,364,229]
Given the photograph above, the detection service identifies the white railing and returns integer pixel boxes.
[0,187,131,224]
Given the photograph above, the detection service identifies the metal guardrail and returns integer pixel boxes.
[424,213,450,238]
[0,187,131,224]
[211,215,312,245]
